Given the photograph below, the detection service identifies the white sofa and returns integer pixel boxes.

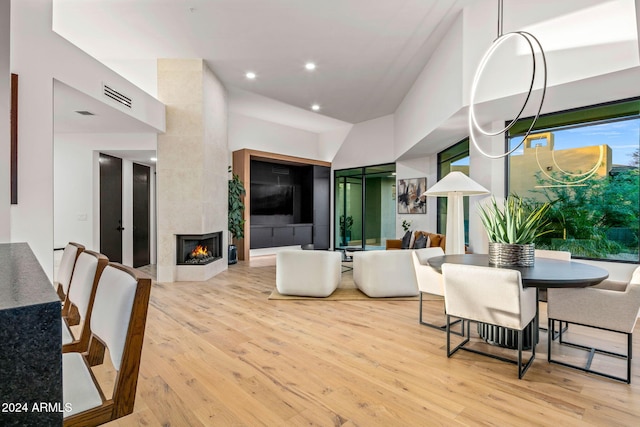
[276,250,342,297]
[352,250,419,297]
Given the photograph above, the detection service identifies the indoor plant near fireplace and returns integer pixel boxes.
[228,167,246,265]
[478,195,553,266]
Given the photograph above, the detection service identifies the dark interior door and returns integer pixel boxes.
[100,153,123,263]
[133,163,150,267]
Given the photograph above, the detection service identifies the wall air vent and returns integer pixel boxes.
[272,166,290,175]
[103,83,132,109]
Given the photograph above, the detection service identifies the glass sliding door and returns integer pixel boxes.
[335,169,362,248]
[334,164,395,250]
[364,165,396,249]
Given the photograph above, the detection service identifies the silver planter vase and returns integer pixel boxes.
[488,242,535,267]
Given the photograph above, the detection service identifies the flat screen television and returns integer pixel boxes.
[250,184,294,215]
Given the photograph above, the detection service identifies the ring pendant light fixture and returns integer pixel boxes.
[533,144,604,187]
[468,0,548,159]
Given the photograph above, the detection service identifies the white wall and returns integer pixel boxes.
[100,58,159,98]
[395,156,436,238]
[395,0,640,163]
[0,0,10,242]
[54,132,157,267]
[229,112,322,160]
[467,122,507,254]
[10,0,165,279]
[318,125,353,163]
[332,114,395,170]
[394,11,464,158]
[390,0,640,254]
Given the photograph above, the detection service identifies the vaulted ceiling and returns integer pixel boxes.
[52,0,476,130]
[51,0,640,143]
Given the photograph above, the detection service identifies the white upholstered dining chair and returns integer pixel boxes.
[412,247,461,331]
[54,242,85,302]
[61,250,108,353]
[63,263,152,426]
[442,263,537,379]
[534,249,571,334]
[547,266,640,383]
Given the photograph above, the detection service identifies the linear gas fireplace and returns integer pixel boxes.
[176,232,222,265]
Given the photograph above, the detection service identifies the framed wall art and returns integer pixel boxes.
[397,177,426,214]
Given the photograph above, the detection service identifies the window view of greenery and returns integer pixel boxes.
[508,100,639,262]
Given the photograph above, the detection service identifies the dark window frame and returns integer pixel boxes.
[506,97,640,264]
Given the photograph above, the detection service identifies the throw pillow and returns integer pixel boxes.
[430,234,442,248]
[413,234,427,249]
[401,230,412,249]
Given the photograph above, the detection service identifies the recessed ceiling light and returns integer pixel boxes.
[150,157,157,162]
[311,104,320,111]
[245,72,256,79]
[305,62,316,71]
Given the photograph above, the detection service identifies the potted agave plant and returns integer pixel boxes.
[478,195,553,267]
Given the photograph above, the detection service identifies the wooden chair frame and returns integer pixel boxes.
[55,242,85,300]
[61,251,108,354]
[64,263,152,427]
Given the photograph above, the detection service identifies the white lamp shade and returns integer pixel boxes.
[422,171,489,197]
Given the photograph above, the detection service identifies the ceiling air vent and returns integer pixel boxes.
[103,83,132,109]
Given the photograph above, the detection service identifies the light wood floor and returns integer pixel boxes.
[104,256,640,426]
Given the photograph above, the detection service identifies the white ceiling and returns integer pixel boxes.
[51,0,640,158]
[52,0,476,128]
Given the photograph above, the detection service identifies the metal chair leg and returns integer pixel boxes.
[548,317,632,383]
[419,292,463,335]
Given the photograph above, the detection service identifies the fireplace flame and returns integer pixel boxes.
[191,245,208,257]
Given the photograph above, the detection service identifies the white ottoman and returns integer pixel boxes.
[353,250,419,297]
[276,250,342,297]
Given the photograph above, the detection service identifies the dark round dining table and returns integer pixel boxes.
[427,254,609,288]
[427,254,609,349]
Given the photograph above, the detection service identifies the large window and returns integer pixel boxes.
[507,98,640,262]
[437,140,470,240]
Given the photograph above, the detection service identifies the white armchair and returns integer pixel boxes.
[547,266,640,383]
[353,250,419,297]
[442,263,537,379]
[534,249,571,301]
[276,250,342,297]
[412,247,453,330]
[534,249,571,334]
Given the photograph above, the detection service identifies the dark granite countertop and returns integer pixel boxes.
[0,242,58,311]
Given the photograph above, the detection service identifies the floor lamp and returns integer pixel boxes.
[423,172,489,255]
